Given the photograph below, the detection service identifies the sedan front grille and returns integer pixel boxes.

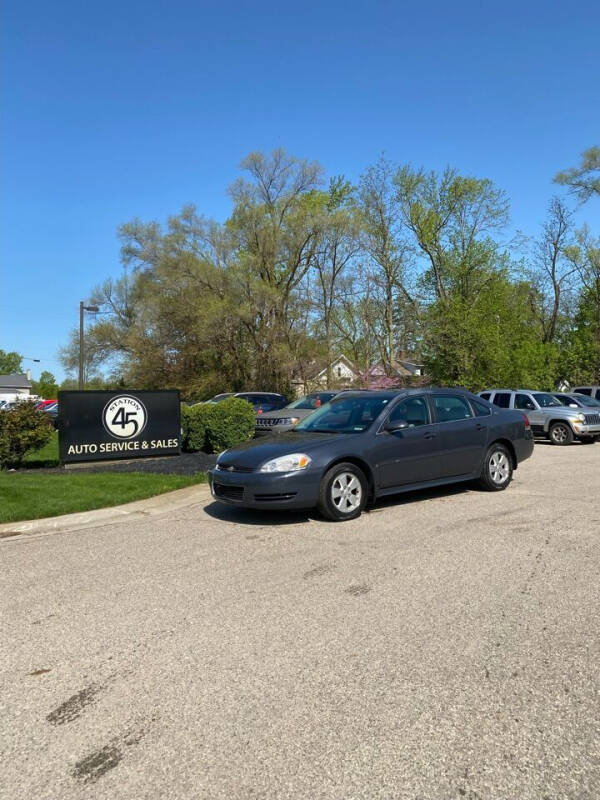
[216,463,254,473]
[584,413,600,424]
[255,417,287,427]
[213,483,245,501]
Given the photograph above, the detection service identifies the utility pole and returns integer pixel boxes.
[78,302,99,390]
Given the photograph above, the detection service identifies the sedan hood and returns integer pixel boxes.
[218,431,359,469]
[256,408,314,421]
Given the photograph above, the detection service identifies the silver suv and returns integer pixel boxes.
[478,389,600,445]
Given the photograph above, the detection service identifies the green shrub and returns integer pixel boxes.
[0,402,54,469]
[181,403,212,452]
[181,398,256,453]
[205,397,256,453]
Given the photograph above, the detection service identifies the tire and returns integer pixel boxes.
[478,444,513,492]
[318,462,367,521]
[579,436,597,444]
[549,422,574,446]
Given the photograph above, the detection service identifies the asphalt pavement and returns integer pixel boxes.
[1,443,599,799]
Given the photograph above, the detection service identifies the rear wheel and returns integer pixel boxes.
[478,444,513,491]
[549,422,574,446]
[318,462,367,521]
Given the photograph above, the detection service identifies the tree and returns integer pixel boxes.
[554,146,600,204]
[357,156,415,373]
[32,371,59,399]
[528,197,576,343]
[309,177,361,386]
[394,165,510,302]
[226,149,324,391]
[0,350,23,374]
[563,227,600,382]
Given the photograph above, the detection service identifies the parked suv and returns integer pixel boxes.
[478,389,600,445]
[254,391,340,436]
[572,385,600,402]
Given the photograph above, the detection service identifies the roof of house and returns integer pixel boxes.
[0,373,32,389]
[293,355,358,382]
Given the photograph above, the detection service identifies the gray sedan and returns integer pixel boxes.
[254,391,339,436]
[209,388,534,521]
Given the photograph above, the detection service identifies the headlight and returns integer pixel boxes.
[259,453,312,473]
[279,417,300,425]
[571,414,585,423]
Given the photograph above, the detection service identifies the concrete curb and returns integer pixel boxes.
[0,483,213,541]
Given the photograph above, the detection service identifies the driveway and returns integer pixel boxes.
[1,444,599,799]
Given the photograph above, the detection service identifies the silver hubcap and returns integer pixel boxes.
[331,472,362,513]
[489,451,510,484]
[552,425,567,443]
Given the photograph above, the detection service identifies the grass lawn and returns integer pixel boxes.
[0,471,207,524]
[23,431,60,468]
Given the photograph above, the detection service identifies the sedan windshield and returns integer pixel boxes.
[295,393,394,434]
[533,393,561,408]
[208,393,234,403]
[286,393,337,410]
[569,394,600,407]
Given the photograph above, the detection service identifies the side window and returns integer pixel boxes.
[388,396,430,427]
[471,399,491,417]
[575,387,591,396]
[595,390,600,401]
[492,392,511,408]
[479,392,491,401]
[515,393,535,410]
[433,395,473,423]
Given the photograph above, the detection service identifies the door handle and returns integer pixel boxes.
[424,432,437,439]
[475,423,485,431]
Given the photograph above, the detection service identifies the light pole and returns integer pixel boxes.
[79,302,99,390]
[22,358,40,383]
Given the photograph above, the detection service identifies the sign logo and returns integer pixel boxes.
[102,395,148,440]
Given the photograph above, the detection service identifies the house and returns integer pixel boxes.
[0,373,32,405]
[291,354,428,396]
[291,355,360,396]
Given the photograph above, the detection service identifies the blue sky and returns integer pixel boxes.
[1,0,599,381]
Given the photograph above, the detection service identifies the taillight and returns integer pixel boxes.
[522,413,530,428]
[257,407,263,415]
[315,397,321,407]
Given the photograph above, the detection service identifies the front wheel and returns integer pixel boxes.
[478,444,513,491]
[549,422,574,446]
[318,462,367,521]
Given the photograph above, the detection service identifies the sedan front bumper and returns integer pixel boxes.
[208,467,321,510]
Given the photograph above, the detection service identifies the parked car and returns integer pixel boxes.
[200,392,288,413]
[572,385,600,401]
[254,391,340,436]
[34,399,57,410]
[552,392,600,409]
[208,388,534,521]
[42,404,59,428]
[478,388,600,445]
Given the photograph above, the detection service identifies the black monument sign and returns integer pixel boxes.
[58,390,181,463]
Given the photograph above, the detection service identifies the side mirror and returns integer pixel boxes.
[385,419,409,432]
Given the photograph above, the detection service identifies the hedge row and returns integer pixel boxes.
[181,397,256,453]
